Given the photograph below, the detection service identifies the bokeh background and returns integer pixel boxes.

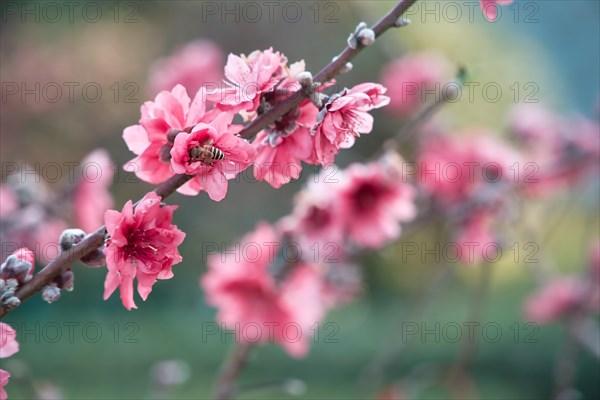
[1,1,599,399]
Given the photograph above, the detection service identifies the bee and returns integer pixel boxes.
[189,140,225,166]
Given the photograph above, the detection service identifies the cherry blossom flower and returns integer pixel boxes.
[338,160,416,248]
[148,39,224,96]
[0,323,18,359]
[0,369,9,400]
[381,51,453,116]
[74,149,114,233]
[0,322,18,400]
[201,223,328,357]
[281,174,346,249]
[212,48,287,113]
[418,132,520,208]
[253,102,318,188]
[480,0,513,22]
[312,83,390,166]
[123,85,219,185]
[103,192,186,310]
[523,277,589,324]
[169,113,255,200]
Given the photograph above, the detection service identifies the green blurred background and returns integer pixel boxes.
[1,1,599,399]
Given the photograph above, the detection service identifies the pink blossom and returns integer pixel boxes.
[381,51,453,116]
[524,278,587,324]
[212,48,287,113]
[312,83,390,166]
[338,161,416,248]
[510,105,600,195]
[169,114,256,200]
[0,323,19,359]
[480,0,513,21]
[103,192,186,310]
[201,223,328,357]
[454,209,497,264]
[418,132,520,207]
[253,102,318,188]
[0,322,17,400]
[0,369,9,400]
[148,39,224,96]
[282,175,346,249]
[123,85,218,184]
[0,185,18,218]
[74,149,114,233]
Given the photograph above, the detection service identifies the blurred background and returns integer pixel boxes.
[1,1,599,399]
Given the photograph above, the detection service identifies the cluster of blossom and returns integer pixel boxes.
[410,103,599,263]
[524,240,600,324]
[508,103,600,196]
[0,150,114,263]
[123,47,390,199]
[201,154,416,356]
[416,130,521,262]
[0,322,19,400]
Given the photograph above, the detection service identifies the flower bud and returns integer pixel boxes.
[2,296,21,309]
[297,71,313,88]
[54,269,74,292]
[394,17,411,27]
[0,255,33,284]
[41,284,61,304]
[357,28,376,46]
[59,229,86,251]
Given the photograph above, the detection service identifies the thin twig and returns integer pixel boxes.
[213,342,253,400]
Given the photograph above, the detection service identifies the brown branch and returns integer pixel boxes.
[0,0,418,319]
[213,342,253,400]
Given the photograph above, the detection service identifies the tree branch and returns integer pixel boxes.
[0,0,418,319]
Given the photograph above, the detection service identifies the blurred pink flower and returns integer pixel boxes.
[103,192,185,310]
[148,39,224,96]
[338,161,416,248]
[0,322,18,400]
[212,48,287,112]
[480,0,513,21]
[0,323,19,359]
[282,177,345,249]
[74,149,114,233]
[381,51,452,116]
[170,114,255,200]
[524,277,587,324]
[202,223,328,357]
[418,132,520,207]
[312,83,390,166]
[454,209,497,264]
[510,105,600,196]
[253,103,318,188]
[123,85,218,185]
[0,185,18,218]
[0,369,9,400]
